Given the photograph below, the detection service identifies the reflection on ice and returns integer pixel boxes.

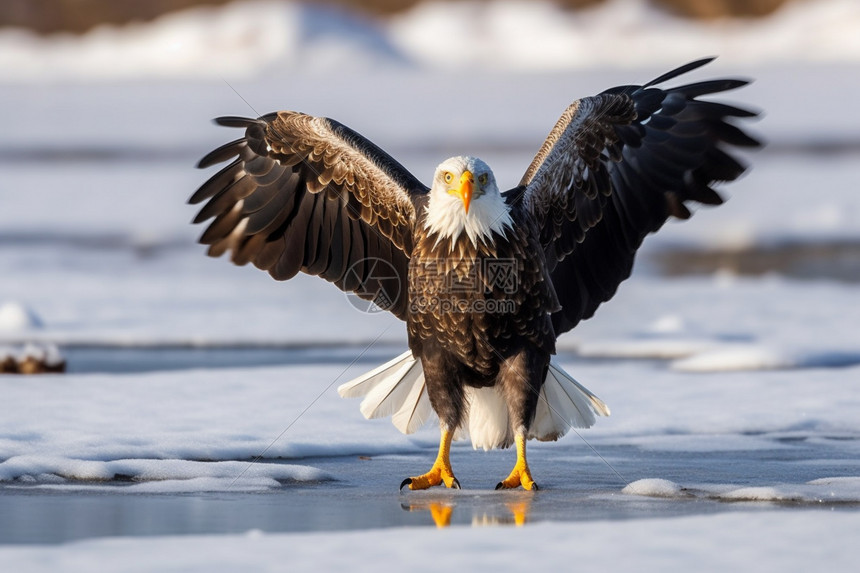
[400,491,534,528]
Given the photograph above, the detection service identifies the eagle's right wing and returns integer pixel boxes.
[507,58,760,335]
[190,112,429,320]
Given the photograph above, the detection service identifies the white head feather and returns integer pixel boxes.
[424,156,513,248]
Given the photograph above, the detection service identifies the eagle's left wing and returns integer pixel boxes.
[506,58,760,335]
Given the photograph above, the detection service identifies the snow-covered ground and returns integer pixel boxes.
[1,0,860,570]
[2,511,859,573]
[1,0,859,80]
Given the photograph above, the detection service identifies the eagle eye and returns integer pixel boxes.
[478,173,489,186]
[444,172,454,184]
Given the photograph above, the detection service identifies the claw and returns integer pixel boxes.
[401,428,459,491]
[403,466,459,490]
[496,464,538,491]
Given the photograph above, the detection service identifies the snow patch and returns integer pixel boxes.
[0,455,331,487]
[22,477,286,493]
[624,477,860,503]
[577,337,718,360]
[672,346,860,372]
[672,345,789,372]
[622,478,684,497]
[0,302,43,331]
[719,486,790,502]
[648,314,687,334]
[0,366,427,481]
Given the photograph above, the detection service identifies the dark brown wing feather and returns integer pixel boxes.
[507,57,761,335]
[190,112,429,320]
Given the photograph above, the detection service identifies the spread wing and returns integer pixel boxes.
[190,112,429,320]
[507,57,761,335]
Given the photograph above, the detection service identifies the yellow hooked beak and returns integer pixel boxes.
[456,170,473,214]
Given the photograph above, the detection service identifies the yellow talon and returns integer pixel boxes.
[401,429,461,491]
[495,435,539,491]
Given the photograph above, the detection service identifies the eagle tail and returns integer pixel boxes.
[467,361,610,450]
[337,351,434,434]
[464,386,515,451]
[338,354,610,447]
[530,362,611,441]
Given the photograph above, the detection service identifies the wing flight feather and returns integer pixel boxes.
[508,57,761,335]
[190,112,429,320]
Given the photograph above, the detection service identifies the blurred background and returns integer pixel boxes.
[0,1,815,34]
[1,0,859,369]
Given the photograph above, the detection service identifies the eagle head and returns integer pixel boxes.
[425,156,512,247]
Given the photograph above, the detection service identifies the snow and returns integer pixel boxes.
[0,302,43,331]
[624,476,860,503]
[1,0,859,81]
[568,275,860,372]
[390,0,860,71]
[2,357,859,489]
[1,457,329,491]
[1,0,859,568]
[1,512,859,573]
[0,366,426,471]
[622,478,685,497]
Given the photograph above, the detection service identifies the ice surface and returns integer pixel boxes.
[0,365,429,480]
[2,357,858,483]
[1,512,860,572]
[568,274,860,372]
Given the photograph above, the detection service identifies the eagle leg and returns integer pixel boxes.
[400,428,460,491]
[495,434,539,491]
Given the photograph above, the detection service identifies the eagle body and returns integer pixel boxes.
[407,204,557,443]
[190,58,760,490]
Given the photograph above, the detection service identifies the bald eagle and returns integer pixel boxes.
[190,58,759,490]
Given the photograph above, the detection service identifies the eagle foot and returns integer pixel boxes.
[496,436,539,491]
[401,428,459,491]
[400,466,460,491]
[495,468,539,491]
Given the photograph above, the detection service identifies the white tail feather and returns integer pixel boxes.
[337,351,434,435]
[530,362,611,441]
[338,354,609,447]
[391,381,433,434]
[337,350,415,399]
[465,386,513,451]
